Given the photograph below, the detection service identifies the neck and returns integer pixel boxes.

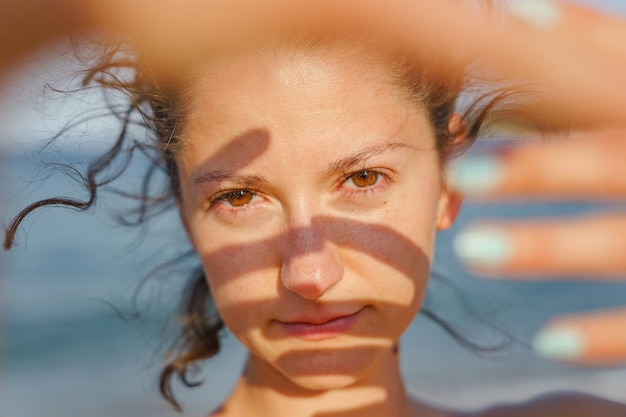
[217,346,414,417]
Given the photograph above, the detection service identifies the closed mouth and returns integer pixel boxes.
[278,308,363,341]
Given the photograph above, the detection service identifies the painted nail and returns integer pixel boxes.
[532,326,586,360]
[448,155,504,196]
[508,0,561,30]
[453,227,512,268]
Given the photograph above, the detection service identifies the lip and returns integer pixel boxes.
[278,308,364,341]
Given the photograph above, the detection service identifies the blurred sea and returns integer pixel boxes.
[1,149,625,417]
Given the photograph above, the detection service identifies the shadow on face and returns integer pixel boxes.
[171,43,460,406]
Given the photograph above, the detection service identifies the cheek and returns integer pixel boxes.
[192,226,279,333]
[187,211,278,287]
[360,178,442,310]
[329,202,437,319]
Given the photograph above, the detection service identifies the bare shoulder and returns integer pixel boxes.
[467,392,626,417]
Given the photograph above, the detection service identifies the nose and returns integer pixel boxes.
[280,219,344,300]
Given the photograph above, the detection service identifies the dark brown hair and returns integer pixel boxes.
[4,27,530,412]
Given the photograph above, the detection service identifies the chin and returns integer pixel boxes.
[289,374,361,392]
[274,344,388,392]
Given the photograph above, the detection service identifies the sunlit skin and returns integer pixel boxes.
[175,46,461,417]
[3,0,626,414]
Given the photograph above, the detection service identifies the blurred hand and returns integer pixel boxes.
[446,1,626,366]
[3,0,626,123]
[411,1,626,367]
[451,130,626,365]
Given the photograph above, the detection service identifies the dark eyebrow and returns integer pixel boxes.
[324,143,409,175]
[193,170,267,187]
[192,143,408,185]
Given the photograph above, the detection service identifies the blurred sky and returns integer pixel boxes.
[0,0,625,151]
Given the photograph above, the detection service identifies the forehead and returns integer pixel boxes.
[176,44,433,166]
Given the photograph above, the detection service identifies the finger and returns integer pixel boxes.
[450,131,626,198]
[0,0,86,74]
[532,308,626,364]
[392,0,626,127]
[462,1,626,127]
[84,0,486,72]
[49,0,626,129]
[453,214,626,277]
[83,0,626,127]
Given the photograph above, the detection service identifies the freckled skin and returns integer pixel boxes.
[173,44,624,417]
[175,46,460,417]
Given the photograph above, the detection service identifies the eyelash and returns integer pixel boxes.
[341,169,388,192]
[208,187,260,211]
[207,169,389,213]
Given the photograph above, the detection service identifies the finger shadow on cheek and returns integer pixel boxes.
[210,217,432,340]
[321,216,432,283]
[204,216,431,285]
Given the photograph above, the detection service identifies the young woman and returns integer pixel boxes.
[170,39,466,416]
[4,6,626,417]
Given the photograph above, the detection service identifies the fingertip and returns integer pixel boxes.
[508,0,562,30]
[453,226,513,269]
[448,155,504,197]
[532,326,587,361]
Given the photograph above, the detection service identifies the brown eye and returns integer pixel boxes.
[349,170,379,188]
[226,190,254,207]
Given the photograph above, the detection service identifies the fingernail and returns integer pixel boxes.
[453,227,512,268]
[508,0,561,30]
[532,327,586,360]
[448,155,504,196]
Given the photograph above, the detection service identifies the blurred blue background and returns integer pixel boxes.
[1,1,626,416]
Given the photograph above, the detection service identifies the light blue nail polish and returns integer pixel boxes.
[449,155,503,196]
[532,327,586,360]
[453,227,512,268]
[508,0,561,30]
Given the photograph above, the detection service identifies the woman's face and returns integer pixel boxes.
[176,46,459,391]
